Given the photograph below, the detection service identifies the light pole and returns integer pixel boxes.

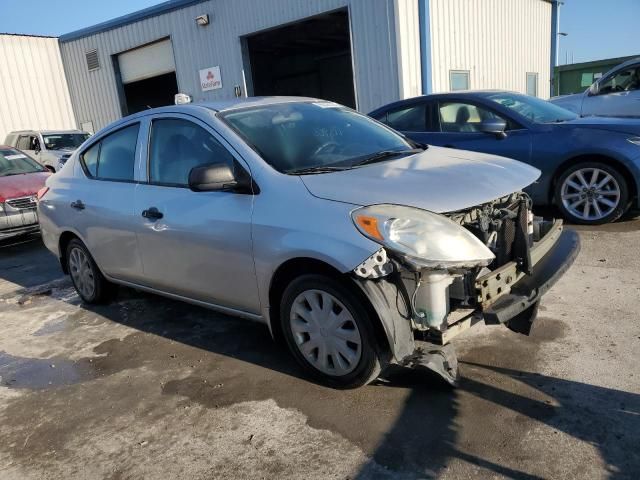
[557,32,568,95]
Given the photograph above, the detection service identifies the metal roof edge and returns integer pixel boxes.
[556,55,640,71]
[0,32,58,39]
[59,0,206,43]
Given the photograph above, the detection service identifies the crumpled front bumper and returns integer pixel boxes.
[476,219,580,334]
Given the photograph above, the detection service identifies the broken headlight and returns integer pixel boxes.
[352,204,495,269]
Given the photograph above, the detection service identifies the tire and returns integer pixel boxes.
[66,238,115,304]
[554,162,629,225]
[280,274,381,389]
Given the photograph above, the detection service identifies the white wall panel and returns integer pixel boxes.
[429,0,552,98]
[0,35,76,142]
[60,0,411,131]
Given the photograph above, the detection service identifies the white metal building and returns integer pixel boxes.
[0,34,76,142]
[57,0,559,133]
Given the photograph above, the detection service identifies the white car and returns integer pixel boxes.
[4,130,91,172]
[550,58,640,118]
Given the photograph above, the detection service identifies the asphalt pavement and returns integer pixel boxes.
[0,218,638,479]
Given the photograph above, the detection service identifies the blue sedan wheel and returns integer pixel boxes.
[556,162,629,224]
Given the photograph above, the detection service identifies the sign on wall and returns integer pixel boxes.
[199,66,222,91]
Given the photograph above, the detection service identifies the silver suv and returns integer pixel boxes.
[4,130,90,172]
[37,97,579,388]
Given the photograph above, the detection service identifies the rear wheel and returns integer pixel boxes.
[66,239,115,303]
[280,274,381,388]
[555,162,629,224]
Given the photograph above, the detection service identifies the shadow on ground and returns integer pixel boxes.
[3,279,637,479]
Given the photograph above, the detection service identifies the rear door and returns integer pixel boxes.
[407,100,532,163]
[69,121,144,282]
[582,63,640,117]
[133,114,259,314]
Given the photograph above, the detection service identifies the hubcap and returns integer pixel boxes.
[68,247,95,299]
[561,168,620,221]
[289,289,362,377]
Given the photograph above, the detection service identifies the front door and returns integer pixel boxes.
[133,115,259,314]
[409,101,532,163]
[583,63,640,117]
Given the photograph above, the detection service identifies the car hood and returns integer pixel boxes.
[556,116,640,135]
[0,171,50,202]
[299,146,541,213]
[49,147,77,156]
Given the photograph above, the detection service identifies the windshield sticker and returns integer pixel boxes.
[312,101,340,109]
[5,154,28,160]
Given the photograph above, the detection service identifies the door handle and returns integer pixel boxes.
[70,200,85,210]
[142,207,163,220]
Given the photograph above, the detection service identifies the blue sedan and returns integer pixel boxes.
[370,91,640,224]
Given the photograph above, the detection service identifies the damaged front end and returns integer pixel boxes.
[351,193,580,386]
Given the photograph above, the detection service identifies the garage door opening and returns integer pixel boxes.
[117,38,178,115]
[245,10,356,108]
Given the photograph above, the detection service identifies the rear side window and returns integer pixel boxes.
[82,142,99,177]
[17,136,31,150]
[81,123,139,181]
[385,104,427,132]
[148,118,235,186]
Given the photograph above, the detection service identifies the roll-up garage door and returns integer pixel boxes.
[118,38,175,84]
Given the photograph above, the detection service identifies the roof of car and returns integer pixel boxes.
[8,129,88,135]
[368,90,524,114]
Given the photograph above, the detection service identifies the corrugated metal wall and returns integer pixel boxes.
[428,0,552,98]
[394,0,422,99]
[60,0,418,131]
[0,34,76,142]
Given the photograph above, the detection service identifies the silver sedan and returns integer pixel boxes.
[38,97,579,388]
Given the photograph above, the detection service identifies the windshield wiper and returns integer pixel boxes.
[287,165,349,175]
[352,148,423,167]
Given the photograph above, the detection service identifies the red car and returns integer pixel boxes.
[0,145,50,240]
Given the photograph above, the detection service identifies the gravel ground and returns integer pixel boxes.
[0,218,638,479]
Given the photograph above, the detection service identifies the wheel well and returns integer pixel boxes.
[58,231,79,274]
[550,154,637,204]
[267,258,390,355]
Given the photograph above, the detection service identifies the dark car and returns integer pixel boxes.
[370,91,640,224]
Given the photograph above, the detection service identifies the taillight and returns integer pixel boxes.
[37,187,50,202]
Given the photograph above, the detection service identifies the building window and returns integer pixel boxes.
[526,72,538,97]
[450,70,470,91]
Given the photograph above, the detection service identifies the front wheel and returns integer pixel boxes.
[280,274,381,388]
[554,162,629,225]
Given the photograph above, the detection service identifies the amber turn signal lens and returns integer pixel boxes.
[37,187,50,202]
[355,215,383,240]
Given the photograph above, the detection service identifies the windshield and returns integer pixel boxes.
[0,148,46,176]
[220,102,413,173]
[486,93,578,123]
[43,133,90,150]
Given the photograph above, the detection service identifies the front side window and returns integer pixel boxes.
[43,133,90,150]
[221,102,412,173]
[450,71,470,91]
[598,66,640,94]
[80,123,139,181]
[438,102,505,133]
[486,92,577,123]
[385,104,427,132]
[526,73,538,97]
[0,148,46,176]
[149,118,235,186]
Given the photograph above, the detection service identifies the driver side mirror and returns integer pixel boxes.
[479,118,507,139]
[188,163,252,193]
